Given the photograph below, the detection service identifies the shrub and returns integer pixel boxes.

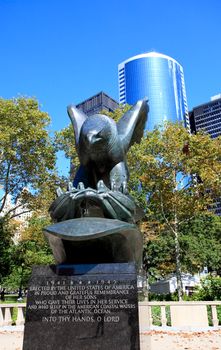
[193,275,221,301]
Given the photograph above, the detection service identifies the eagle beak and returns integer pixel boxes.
[87,132,102,144]
[88,132,96,144]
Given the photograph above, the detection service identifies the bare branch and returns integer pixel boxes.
[10,209,32,220]
[4,202,25,216]
[178,215,197,226]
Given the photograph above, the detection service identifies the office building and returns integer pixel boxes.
[76,91,119,116]
[189,94,221,138]
[118,51,189,130]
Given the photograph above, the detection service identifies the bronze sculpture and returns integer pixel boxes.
[45,99,148,269]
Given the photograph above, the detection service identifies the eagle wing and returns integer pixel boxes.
[67,105,88,146]
[117,99,149,153]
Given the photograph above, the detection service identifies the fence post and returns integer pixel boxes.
[0,306,4,326]
[211,305,219,327]
[149,305,153,327]
[4,307,13,326]
[138,302,150,331]
[16,306,25,326]
[160,305,167,326]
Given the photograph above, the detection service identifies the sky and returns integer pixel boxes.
[0,0,221,172]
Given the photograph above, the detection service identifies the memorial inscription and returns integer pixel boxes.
[28,280,136,321]
[23,264,140,350]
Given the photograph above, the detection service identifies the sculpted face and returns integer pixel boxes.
[79,114,117,152]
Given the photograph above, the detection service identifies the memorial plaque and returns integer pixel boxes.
[23,263,140,350]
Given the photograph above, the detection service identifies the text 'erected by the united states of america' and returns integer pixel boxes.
[28,279,136,323]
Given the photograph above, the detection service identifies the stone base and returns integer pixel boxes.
[23,263,140,350]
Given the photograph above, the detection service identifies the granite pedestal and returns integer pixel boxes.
[23,263,140,350]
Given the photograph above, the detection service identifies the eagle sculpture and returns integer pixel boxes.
[46,99,148,268]
[50,99,148,223]
[69,99,148,192]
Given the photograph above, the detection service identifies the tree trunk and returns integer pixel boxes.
[174,228,183,301]
[174,170,183,301]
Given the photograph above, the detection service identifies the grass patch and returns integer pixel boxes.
[207,305,221,326]
[12,307,18,325]
[151,305,171,326]
[0,294,26,304]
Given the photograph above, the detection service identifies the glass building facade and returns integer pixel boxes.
[76,91,119,116]
[118,52,189,131]
[189,95,221,138]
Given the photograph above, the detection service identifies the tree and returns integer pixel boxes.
[0,97,62,286]
[0,97,57,220]
[20,215,52,245]
[2,239,54,292]
[128,123,221,300]
[0,218,14,282]
[142,213,221,285]
[193,275,221,301]
[180,213,221,273]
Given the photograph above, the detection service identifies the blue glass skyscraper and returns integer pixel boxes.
[118,52,189,131]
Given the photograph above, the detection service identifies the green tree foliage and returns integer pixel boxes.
[101,104,131,122]
[128,123,221,299]
[21,215,52,246]
[2,216,55,290]
[0,97,57,219]
[193,275,221,301]
[0,97,62,286]
[180,214,221,273]
[0,218,14,282]
[143,213,221,284]
[2,239,54,291]
[54,124,79,181]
